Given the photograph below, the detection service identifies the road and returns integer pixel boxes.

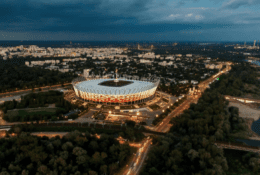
[129,63,232,175]
[123,138,152,175]
[0,83,72,98]
[155,64,232,133]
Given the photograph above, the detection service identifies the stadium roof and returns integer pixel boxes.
[75,78,157,95]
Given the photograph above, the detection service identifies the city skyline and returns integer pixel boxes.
[1,0,260,41]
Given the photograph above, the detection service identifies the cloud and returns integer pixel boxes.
[0,0,259,41]
[169,14,180,18]
[195,15,204,19]
[186,13,193,17]
[187,7,209,10]
[0,0,153,32]
[221,0,260,9]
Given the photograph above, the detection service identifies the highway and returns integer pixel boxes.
[0,83,71,98]
[129,63,232,175]
[123,138,152,175]
[155,64,231,133]
[155,98,193,132]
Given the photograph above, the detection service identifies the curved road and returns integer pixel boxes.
[129,63,232,175]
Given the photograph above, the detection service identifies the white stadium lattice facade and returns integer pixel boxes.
[72,76,160,104]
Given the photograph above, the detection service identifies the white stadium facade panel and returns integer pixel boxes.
[72,78,159,103]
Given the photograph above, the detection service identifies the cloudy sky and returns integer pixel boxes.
[0,0,260,41]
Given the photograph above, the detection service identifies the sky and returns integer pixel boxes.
[0,0,260,41]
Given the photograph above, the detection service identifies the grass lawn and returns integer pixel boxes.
[149,104,161,111]
[6,107,57,117]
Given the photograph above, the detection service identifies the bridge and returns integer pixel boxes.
[224,95,260,104]
[215,141,260,153]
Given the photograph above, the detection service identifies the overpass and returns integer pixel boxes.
[224,95,260,104]
[215,140,260,153]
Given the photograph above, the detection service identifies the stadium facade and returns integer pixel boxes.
[72,77,160,104]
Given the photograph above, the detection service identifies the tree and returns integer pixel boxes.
[187,149,199,161]
[92,152,101,165]
[125,120,136,128]
[37,165,49,174]
[89,170,98,175]
[109,163,118,175]
[148,167,160,175]
[100,165,107,175]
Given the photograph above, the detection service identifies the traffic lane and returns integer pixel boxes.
[156,99,193,132]
[0,85,71,99]
[0,83,71,96]
[124,139,152,175]
[134,139,152,175]
[0,88,69,104]
[155,103,186,131]
[156,67,231,132]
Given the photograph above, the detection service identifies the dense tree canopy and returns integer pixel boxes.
[141,63,259,175]
[0,63,77,93]
[210,62,260,97]
[0,130,132,175]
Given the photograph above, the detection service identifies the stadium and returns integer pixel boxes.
[72,76,160,104]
